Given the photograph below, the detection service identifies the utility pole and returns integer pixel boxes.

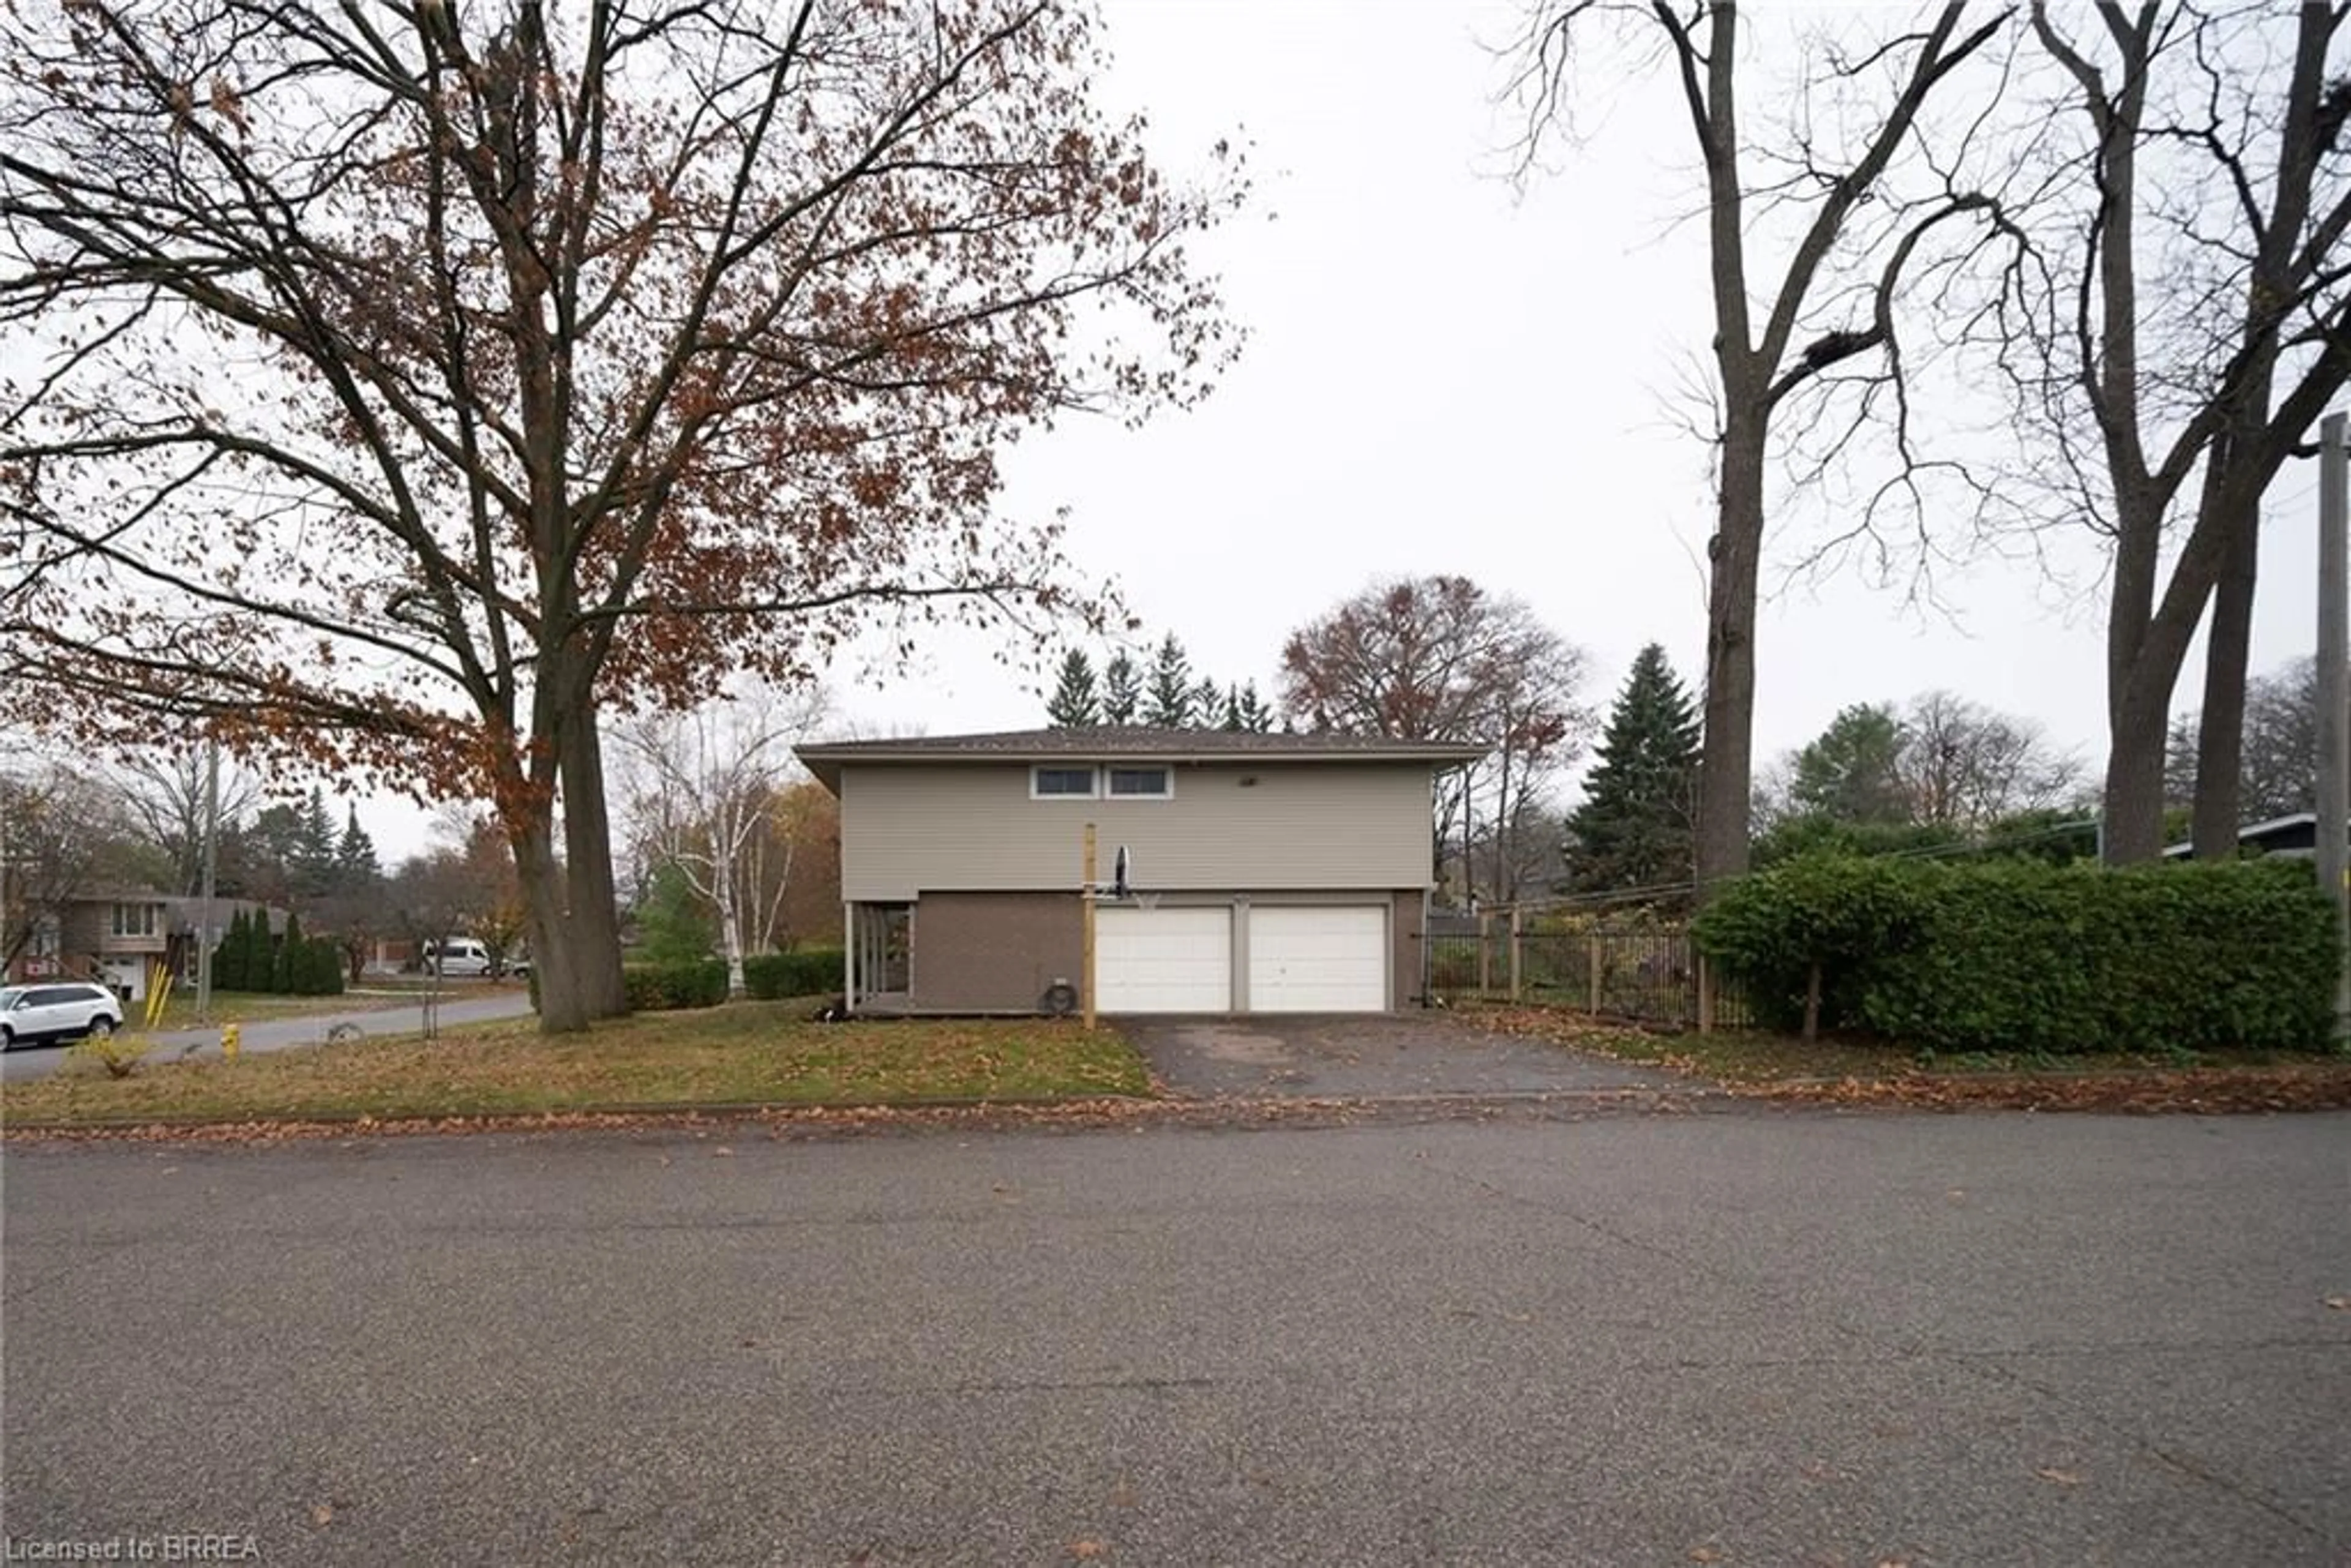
[197,740,220,1023]
[2316,411,2349,1038]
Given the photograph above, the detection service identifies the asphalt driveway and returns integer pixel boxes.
[1123,1009,1680,1099]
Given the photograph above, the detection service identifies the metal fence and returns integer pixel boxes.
[1423,910,1752,1030]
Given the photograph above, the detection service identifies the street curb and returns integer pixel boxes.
[0,1085,1727,1142]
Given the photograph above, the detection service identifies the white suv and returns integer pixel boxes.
[0,983,126,1049]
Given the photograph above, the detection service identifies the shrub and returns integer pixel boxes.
[296,936,345,996]
[1695,855,2334,1055]
[741,948,846,999]
[622,958,729,1011]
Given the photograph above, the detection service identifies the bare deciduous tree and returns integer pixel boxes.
[113,748,259,898]
[618,685,828,996]
[1895,689,2084,832]
[0,0,1242,1029]
[2002,3,2351,862]
[1502,2,2010,899]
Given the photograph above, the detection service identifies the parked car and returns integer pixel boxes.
[421,938,495,978]
[0,983,126,1049]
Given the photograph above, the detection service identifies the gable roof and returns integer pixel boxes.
[795,726,1486,792]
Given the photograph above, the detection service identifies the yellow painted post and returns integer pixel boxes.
[1081,823,1098,1032]
[1508,907,1523,1001]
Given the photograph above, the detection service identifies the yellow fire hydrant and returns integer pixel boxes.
[222,1022,241,1062]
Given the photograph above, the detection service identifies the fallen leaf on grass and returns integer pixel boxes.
[1689,1547,1728,1564]
[311,1504,335,1527]
[2035,1467,2083,1487]
[1068,1539,1109,1559]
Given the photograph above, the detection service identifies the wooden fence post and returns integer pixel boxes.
[1476,911,1491,997]
[1508,907,1523,1000]
[1697,953,1715,1035]
[1587,935,1602,1015]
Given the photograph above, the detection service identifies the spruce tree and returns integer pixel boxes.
[296,787,337,899]
[1044,649,1100,727]
[334,805,381,889]
[1100,653,1142,724]
[1236,681,1274,733]
[1562,644,1701,895]
[1221,684,1245,731]
[1143,634,1195,726]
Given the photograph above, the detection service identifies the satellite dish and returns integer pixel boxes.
[1112,846,1131,899]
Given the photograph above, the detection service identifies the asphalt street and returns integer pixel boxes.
[4,1111,2348,1565]
[0,987,538,1084]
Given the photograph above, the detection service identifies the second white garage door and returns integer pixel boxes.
[1095,906,1232,1013]
[1247,905,1388,1012]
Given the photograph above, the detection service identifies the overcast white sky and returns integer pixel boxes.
[354,0,2331,863]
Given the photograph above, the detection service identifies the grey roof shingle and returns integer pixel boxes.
[794,726,1485,790]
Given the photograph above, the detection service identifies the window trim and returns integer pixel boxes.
[110,902,158,938]
[1029,765,1100,800]
[1104,765,1175,801]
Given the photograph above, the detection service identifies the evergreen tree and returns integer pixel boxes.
[1100,652,1142,724]
[1189,677,1220,726]
[273,910,303,993]
[1044,649,1100,727]
[1562,644,1701,895]
[1221,684,1245,731]
[637,863,716,964]
[1235,680,1273,733]
[295,787,337,899]
[334,805,381,888]
[241,909,276,993]
[1790,703,1909,825]
[1144,634,1195,726]
[216,908,249,991]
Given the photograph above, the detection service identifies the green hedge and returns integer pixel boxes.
[740,948,845,1000]
[1693,855,2335,1054]
[622,959,730,1011]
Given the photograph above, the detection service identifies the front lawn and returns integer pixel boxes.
[2,1002,1155,1127]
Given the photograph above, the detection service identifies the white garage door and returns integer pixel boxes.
[1248,906,1388,1013]
[1096,906,1232,1013]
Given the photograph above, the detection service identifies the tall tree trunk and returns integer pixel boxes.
[2192,502,2259,857]
[512,816,587,1033]
[558,711,629,1019]
[1696,422,1766,898]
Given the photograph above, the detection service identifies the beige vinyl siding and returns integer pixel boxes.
[838,761,1436,902]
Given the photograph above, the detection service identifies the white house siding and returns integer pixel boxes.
[836,761,1436,904]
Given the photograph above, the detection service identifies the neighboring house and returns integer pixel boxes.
[794,727,1485,1016]
[2161,813,2327,860]
[6,893,287,999]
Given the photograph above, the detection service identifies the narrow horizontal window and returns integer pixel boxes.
[1031,766,1098,798]
[1106,767,1172,799]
